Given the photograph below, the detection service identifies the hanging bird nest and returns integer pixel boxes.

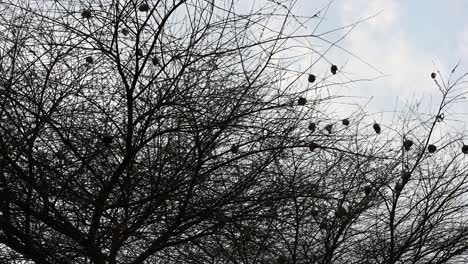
[462,144,468,154]
[373,123,381,134]
[401,171,411,183]
[136,49,143,57]
[230,145,239,154]
[431,72,436,79]
[310,207,319,217]
[428,144,437,153]
[308,122,316,132]
[101,135,113,144]
[276,256,288,264]
[308,74,316,83]
[121,28,129,36]
[331,65,338,75]
[139,3,150,12]
[309,142,320,152]
[242,229,252,241]
[342,118,350,126]
[319,220,328,229]
[152,57,158,66]
[335,206,347,218]
[85,56,94,64]
[297,97,307,106]
[395,182,403,192]
[81,9,92,19]
[324,124,332,134]
[403,140,414,151]
[0,190,11,201]
[364,185,372,196]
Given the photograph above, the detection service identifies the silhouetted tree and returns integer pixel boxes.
[1,0,468,264]
[0,0,342,263]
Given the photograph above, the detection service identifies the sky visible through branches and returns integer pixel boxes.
[1,0,468,263]
[287,0,468,147]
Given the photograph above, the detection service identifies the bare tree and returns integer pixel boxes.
[1,0,468,264]
[190,71,468,264]
[0,0,345,263]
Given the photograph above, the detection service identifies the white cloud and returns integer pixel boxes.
[457,27,468,60]
[341,0,398,31]
[336,0,443,113]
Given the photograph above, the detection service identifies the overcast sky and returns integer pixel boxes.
[287,0,468,129]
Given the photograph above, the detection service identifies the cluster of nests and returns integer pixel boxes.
[306,119,468,154]
[81,3,150,19]
[80,4,153,61]
[222,70,468,156]
[305,119,381,135]
[307,67,437,85]
[81,4,162,67]
[306,64,338,85]
[309,203,348,228]
[82,52,159,65]
[85,53,464,155]
[311,169,415,225]
[303,70,468,155]
[306,121,383,152]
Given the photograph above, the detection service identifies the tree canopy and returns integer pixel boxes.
[0,0,468,263]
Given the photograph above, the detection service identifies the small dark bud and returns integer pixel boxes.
[431,72,436,79]
[342,118,350,126]
[308,122,316,132]
[308,74,316,83]
[403,140,414,151]
[436,113,444,122]
[139,3,150,12]
[298,97,307,106]
[373,123,381,134]
[428,144,437,153]
[331,64,338,75]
